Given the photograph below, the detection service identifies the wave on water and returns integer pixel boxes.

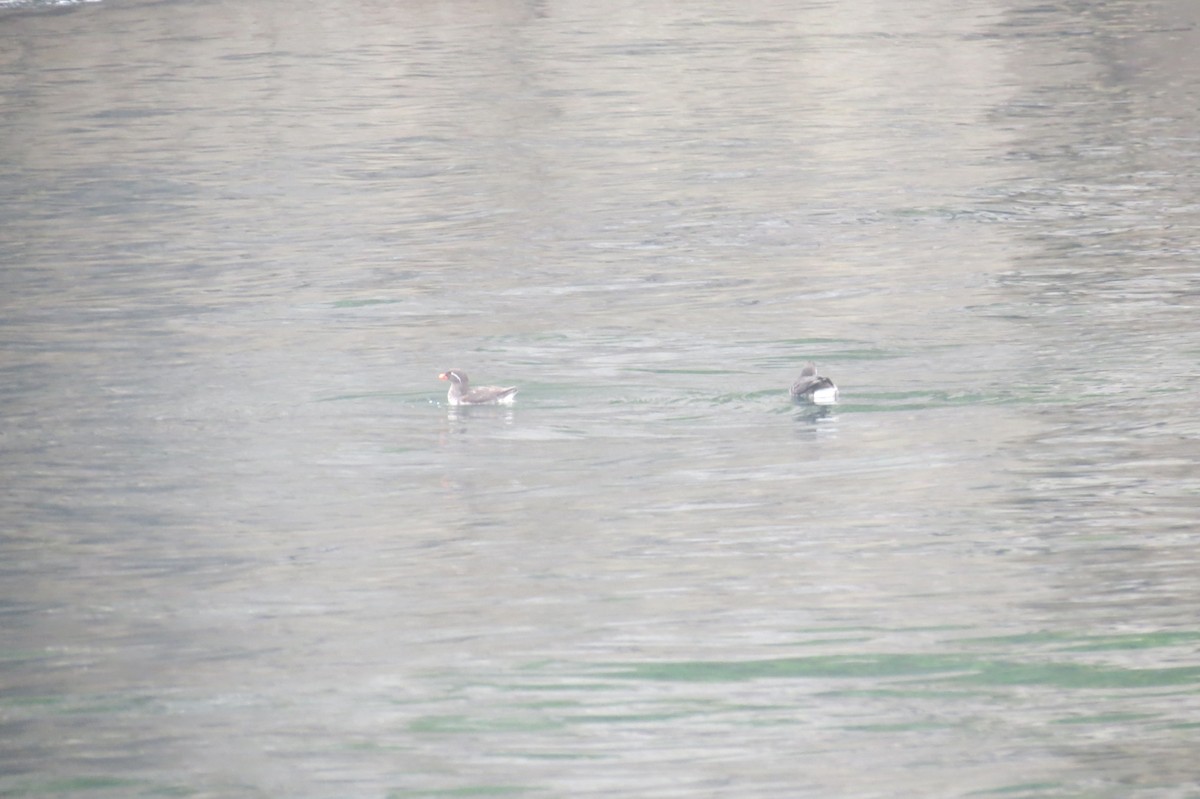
[0,0,101,10]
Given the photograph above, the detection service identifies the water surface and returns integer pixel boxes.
[2,0,1199,796]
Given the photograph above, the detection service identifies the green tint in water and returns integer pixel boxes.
[408,714,564,734]
[962,630,1200,652]
[612,653,1200,689]
[387,787,531,798]
[611,653,966,682]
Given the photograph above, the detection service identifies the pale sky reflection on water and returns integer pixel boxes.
[2,0,1200,796]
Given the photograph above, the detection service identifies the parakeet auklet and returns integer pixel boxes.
[438,370,518,406]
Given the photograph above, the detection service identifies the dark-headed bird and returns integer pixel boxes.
[789,362,838,405]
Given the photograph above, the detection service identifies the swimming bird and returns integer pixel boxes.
[438,369,518,406]
[789,362,838,405]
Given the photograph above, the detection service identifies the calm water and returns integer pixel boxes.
[2,0,1199,796]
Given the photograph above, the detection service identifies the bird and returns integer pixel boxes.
[438,369,518,406]
[789,362,838,405]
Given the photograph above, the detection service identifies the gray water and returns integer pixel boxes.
[2,0,1200,796]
